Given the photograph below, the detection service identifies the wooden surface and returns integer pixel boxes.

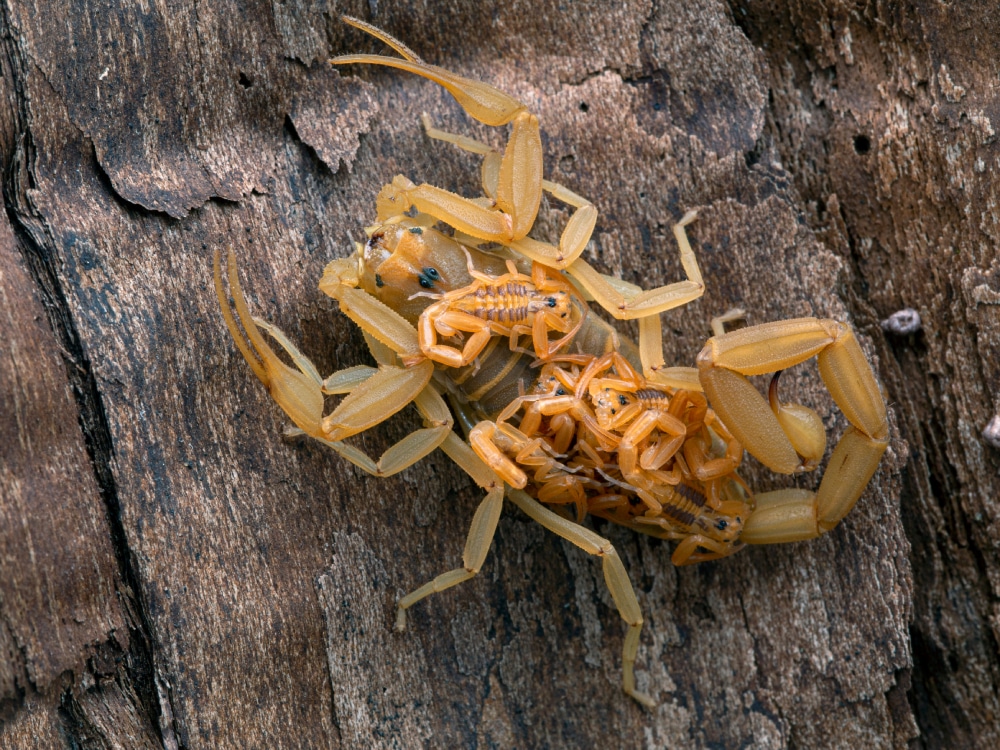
[0,1,996,747]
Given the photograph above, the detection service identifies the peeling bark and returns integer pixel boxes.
[0,1,996,747]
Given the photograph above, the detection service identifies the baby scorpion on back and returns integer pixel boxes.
[470,351,751,567]
[214,16,889,708]
[407,249,585,370]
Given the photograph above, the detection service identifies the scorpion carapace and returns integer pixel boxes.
[214,16,889,709]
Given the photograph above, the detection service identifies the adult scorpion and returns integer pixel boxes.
[214,16,889,707]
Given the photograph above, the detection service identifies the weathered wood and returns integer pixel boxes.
[0,0,996,747]
[0,186,130,722]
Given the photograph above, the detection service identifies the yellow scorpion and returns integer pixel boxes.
[214,16,888,707]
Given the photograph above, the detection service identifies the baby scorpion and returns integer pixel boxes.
[408,250,585,369]
[470,351,751,566]
[214,16,889,708]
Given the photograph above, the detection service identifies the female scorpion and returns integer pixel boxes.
[214,16,889,708]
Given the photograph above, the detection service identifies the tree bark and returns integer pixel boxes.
[0,1,996,747]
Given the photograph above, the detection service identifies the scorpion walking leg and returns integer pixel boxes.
[506,489,654,708]
[562,211,706,390]
[564,210,704,318]
[710,308,748,337]
[419,112,599,271]
[469,421,530,488]
[420,109,598,269]
[396,432,505,630]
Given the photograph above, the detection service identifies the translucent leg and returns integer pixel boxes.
[395,433,506,629]
[506,489,655,708]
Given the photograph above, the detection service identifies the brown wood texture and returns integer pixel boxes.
[0,0,996,747]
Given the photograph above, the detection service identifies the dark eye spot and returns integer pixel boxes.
[418,275,433,288]
[547,297,557,308]
[556,388,566,396]
[611,408,616,415]
[374,274,384,288]
[619,395,628,406]
[716,520,728,531]
[409,226,424,234]
[424,267,440,280]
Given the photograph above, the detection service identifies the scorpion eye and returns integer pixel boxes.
[547,297,557,307]
[409,226,424,234]
[374,274,384,288]
[423,267,440,280]
[418,275,433,288]
[619,395,628,406]
[556,388,566,396]
[716,520,729,531]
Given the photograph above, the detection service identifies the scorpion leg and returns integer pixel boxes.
[507,198,597,269]
[618,410,687,480]
[369,107,542,242]
[419,113,505,216]
[396,432,505,630]
[416,304,496,368]
[336,18,599,261]
[671,534,742,566]
[710,308,748,337]
[506,489,655,708]
[422,113,601,264]
[420,108,598,270]
[561,211,706,390]
[564,210,704,320]
[696,317,888,543]
[469,421,530,488]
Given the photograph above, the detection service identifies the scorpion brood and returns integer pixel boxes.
[214,16,889,707]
